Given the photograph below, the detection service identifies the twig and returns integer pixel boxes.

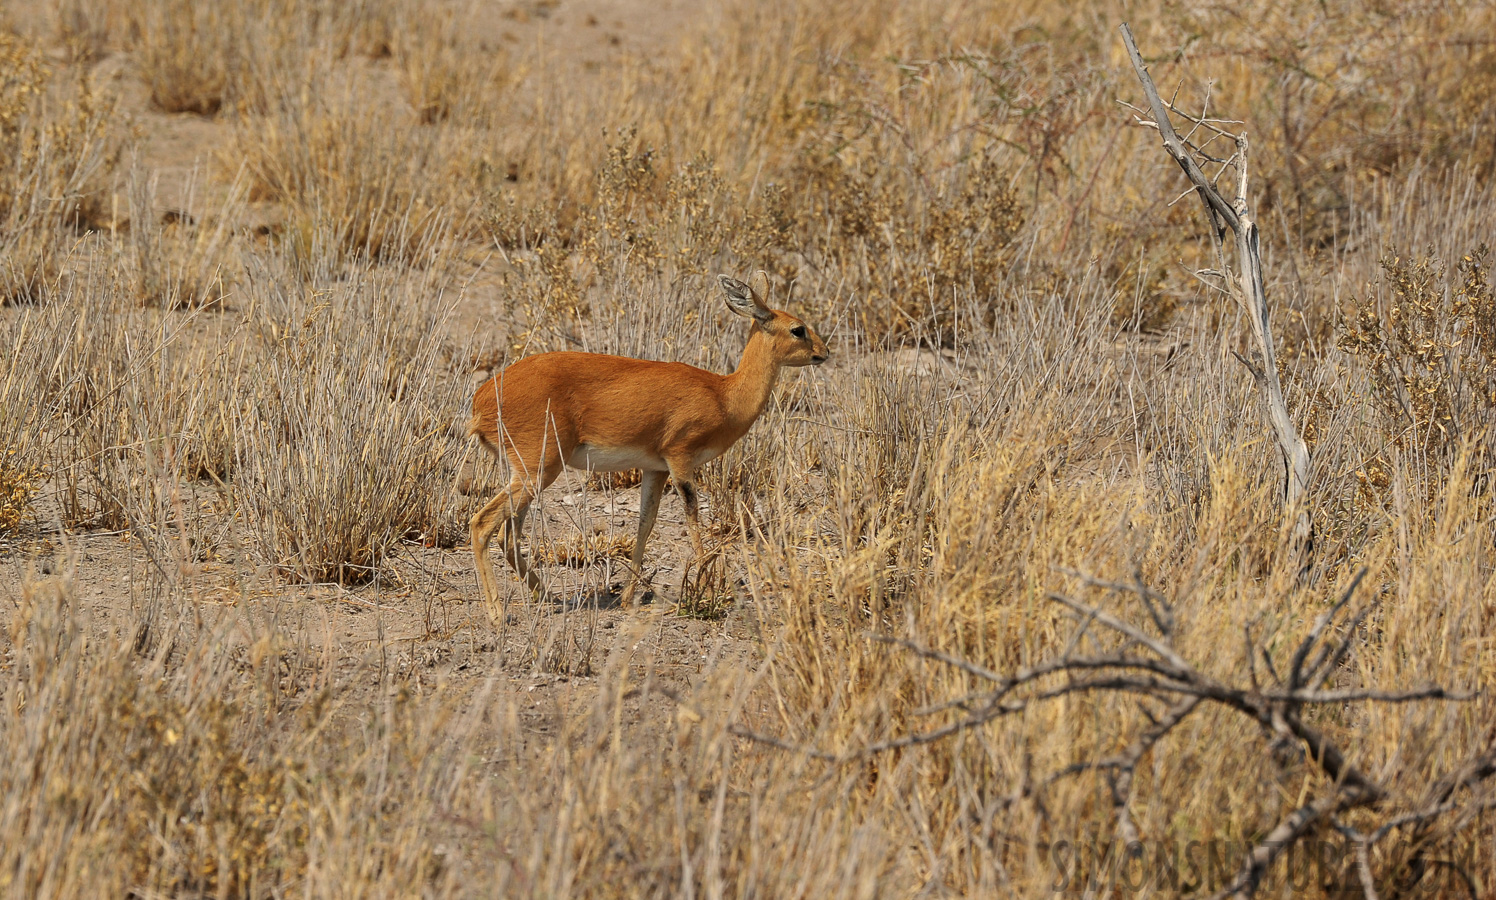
[726,723,838,760]
[1107,696,1200,843]
[1332,821,1381,900]
[1055,566,1174,636]
[1045,591,1192,675]
[1288,567,1368,689]
[734,564,1488,900]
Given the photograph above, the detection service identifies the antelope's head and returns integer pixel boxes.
[718,271,830,368]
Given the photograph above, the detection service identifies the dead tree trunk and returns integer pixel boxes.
[1119,24,1313,566]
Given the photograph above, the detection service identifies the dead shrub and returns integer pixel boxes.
[393,3,506,125]
[0,301,77,536]
[34,278,237,569]
[128,0,240,115]
[1,577,460,897]
[51,0,115,64]
[234,67,467,263]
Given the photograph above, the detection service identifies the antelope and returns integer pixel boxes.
[467,271,830,617]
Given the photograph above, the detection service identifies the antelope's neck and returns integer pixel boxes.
[723,329,781,431]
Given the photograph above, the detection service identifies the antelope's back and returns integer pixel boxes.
[469,351,726,457]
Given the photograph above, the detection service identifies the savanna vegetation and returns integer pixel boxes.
[2,0,1496,895]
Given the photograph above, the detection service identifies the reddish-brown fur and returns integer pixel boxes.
[468,271,829,617]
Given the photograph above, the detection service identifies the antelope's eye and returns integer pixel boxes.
[790,325,808,339]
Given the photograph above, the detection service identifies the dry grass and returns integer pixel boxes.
[0,31,123,302]
[2,0,1496,895]
[50,0,114,64]
[230,242,466,582]
[125,164,245,309]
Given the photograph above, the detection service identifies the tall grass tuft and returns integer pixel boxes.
[232,250,463,583]
[0,33,124,302]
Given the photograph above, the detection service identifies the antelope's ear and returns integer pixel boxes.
[719,274,773,322]
[750,270,770,304]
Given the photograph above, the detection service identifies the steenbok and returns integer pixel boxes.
[467,271,830,617]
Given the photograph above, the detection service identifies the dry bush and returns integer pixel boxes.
[234,65,474,262]
[127,0,245,115]
[0,301,81,535]
[0,34,125,303]
[125,0,400,116]
[392,2,507,125]
[333,0,400,59]
[232,251,465,583]
[703,293,1494,895]
[474,1,1106,342]
[51,0,115,64]
[595,0,1496,335]
[18,274,239,574]
[1339,246,1496,464]
[0,574,475,897]
[465,0,1496,344]
[0,466,32,536]
[197,2,499,262]
[1164,0,1496,234]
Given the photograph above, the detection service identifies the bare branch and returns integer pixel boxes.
[911,689,994,717]
[1368,799,1462,846]
[1164,100,1243,143]
[1046,591,1192,675]
[1272,685,1475,704]
[1118,24,1240,234]
[1058,604,1101,660]
[1289,568,1368,689]
[1276,708,1384,803]
[1166,183,1198,208]
[1109,696,1200,842]
[1331,821,1381,900]
[1405,733,1496,846]
[734,566,1484,900]
[871,633,1005,683]
[1132,567,1175,635]
[1245,621,1260,692]
[1307,590,1382,692]
[1211,794,1350,900]
[1260,644,1284,687]
[1056,566,1174,636]
[851,698,1028,756]
[726,724,839,760]
[1121,21,1314,566]
[1230,348,1267,384]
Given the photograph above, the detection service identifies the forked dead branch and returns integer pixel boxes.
[1118,23,1314,568]
[731,569,1490,898]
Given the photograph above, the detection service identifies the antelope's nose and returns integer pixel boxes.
[811,353,829,365]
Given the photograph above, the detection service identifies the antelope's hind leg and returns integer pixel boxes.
[470,476,543,621]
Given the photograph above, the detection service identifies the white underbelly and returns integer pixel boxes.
[568,444,669,473]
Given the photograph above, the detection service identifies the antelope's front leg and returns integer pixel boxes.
[620,469,666,608]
